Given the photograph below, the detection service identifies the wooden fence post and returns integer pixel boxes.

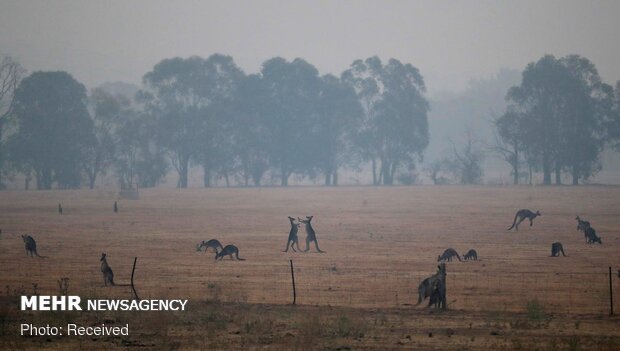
[609,267,614,316]
[290,260,296,305]
[440,263,447,310]
[131,257,140,300]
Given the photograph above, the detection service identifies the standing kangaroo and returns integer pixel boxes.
[215,245,245,261]
[22,234,42,257]
[416,264,446,307]
[507,209,541,231]
[438,248,461,262]
[575,216,590,232]
[58,203,63,215]
[550,242,566,257]
[198,239,224,253]
[100,253,115,286]
[113,201,118,213]
[463,249,478,261]
[283,216,301,252]
[298,216,325,253]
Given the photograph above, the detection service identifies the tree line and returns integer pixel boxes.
[0,53,619,189]
[0,54,429,189]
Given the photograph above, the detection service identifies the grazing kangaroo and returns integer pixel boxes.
[114,201,118,213]
[215,245,245,261]
[507,209,541,231]
[584,227,602,244]
[575,216,590,231]
[463,249,478,261]
[550,242,566,257]
[22,234,42,257]
[298,216,325,253]
[100,253,115,286]
[416,264,446,307]
[198,239,224,253]
[58,203,63,215]
[438,248,461,262]
[283,216,301,252]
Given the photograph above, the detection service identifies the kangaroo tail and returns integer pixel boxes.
[235,252,246,261]
[456,255,461,261]
[35,252,47,258]
[507,213,518,230]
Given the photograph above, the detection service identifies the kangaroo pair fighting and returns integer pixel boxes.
[284,216,325,253]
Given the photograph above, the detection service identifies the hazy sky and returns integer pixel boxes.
[1,0,619,94]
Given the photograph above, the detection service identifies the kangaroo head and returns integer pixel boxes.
[100,253,107,261]
[575,215,580,220]
[288,216,296,223]
[536,211,541,216]
[21,234,27,242]
[437,255,441,262]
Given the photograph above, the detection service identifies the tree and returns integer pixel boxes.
[448,132,484,185]
[84,87,124,189]
[505,55,612,185]
[116,91,168,189]
[232,74,271,186]
[8,71,93,189]
[606,81,620,150]
[492,110,522,184]
[0,55,24,188]
[258,57,322,186]
[313,74,363,185]
[142,55,244,188]
[342,57,429,185]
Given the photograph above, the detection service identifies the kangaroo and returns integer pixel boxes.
[416,265,446,307]
[550,242,566,257]
[283,216,301,252]
[507,209,541,231]
[198,239,224,253]
[215,245,245,261]
[58,203,63,215]
[575,216,590,231]
[584,227,602,244]
[298,216,325,253]
[463,249,478,261]
[100,253,115,286]
[22,234,42,257]
[437,248,461,262]
[114,201,118,213]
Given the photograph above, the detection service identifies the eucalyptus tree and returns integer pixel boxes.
[314,74,363,185]
[234,74,271,186]
[0,55,24,188]
[258,57,322,186]
[84,87,124,188]
[342,57,429,185]
[8,71,94,189]
[505,55,612,185]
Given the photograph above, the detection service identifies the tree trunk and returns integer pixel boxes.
[324,172,331,186]
[203,166,211,187]
[371,158,377,185]
[332,169,338,186]
[572,166,579,185]
[178,154,189,188]
[512,146,519,185]
[542,153,551,185]
[555,163,561,185]
[88,172,96,189]
[224,172,230,187]
[281,167,289,186]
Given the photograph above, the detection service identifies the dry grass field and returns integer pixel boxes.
[1,185,619,350]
